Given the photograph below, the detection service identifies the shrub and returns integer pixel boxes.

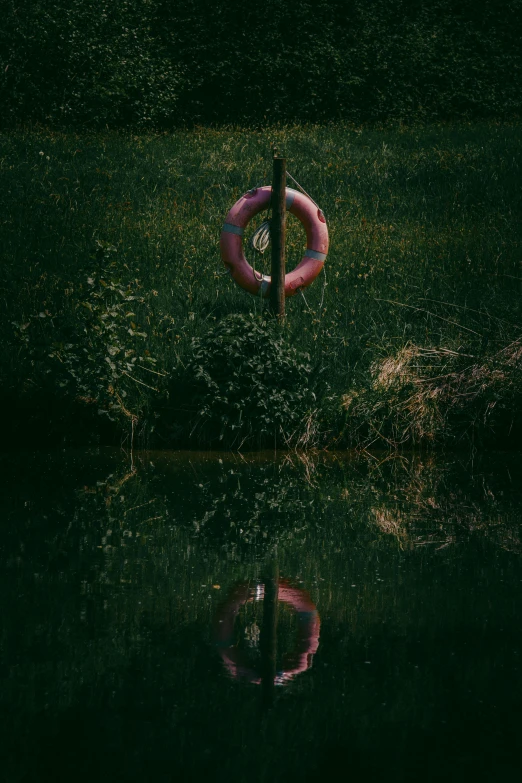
[165,313,316,449]
[9,263,165,441]
[47,271,163,423]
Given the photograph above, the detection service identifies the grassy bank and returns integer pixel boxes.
[1,122,521,450]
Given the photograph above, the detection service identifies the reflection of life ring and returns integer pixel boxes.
[213,579,320,685]
[220,186,329,298]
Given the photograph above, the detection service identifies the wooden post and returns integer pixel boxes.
[260,560,279,708]
[270,153,286,320]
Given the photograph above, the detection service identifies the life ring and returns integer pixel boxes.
[213,579,320,685]
[220,186,328,298]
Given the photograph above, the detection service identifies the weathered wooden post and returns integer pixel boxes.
[270,150,286,320]
[260,559,279,707]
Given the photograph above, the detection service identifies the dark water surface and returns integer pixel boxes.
[1,448,522,783]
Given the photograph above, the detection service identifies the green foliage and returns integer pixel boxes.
[49,269,163,422]
[1,0,521,128]
[1,0,184,128]
[171,313,315,448]
[10,255,165,431]
[1,123,522,449]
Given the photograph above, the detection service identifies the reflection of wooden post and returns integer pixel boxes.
[260,561,279,707]
[270,153,286,320]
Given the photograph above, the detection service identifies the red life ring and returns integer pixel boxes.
[213,579,320,685]
[220,186,328,298]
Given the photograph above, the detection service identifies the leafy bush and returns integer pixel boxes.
[166,313,316,449]
[48,271,163,423]
[9,261,165,441]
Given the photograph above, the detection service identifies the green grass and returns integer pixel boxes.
[1,122,521,448]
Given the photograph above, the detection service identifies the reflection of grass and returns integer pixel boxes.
[361,453,522,553]
[3,446,522,783]
[97,448,522,559]
[1,123,521,448]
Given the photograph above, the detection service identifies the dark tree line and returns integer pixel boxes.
[1,0,521,128]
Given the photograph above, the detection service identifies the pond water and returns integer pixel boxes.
[1,448,522,782]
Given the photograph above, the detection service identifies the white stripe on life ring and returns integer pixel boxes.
[285,189,297,209]
[304,249,327,261]
[222,223,244,236]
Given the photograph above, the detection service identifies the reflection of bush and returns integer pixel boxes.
[77,450,522,558]
[74,453,319,559]
[171,456,317,548]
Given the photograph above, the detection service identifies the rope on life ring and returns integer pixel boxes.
[213,579,321,685]
[220,186,328,298]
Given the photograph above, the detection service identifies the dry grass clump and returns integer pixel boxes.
[342,339,522,449]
